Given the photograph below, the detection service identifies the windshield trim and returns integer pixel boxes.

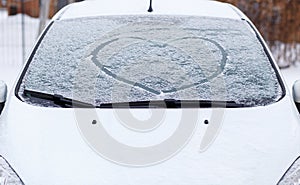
[243,19,286,102]
[15,21,54,102]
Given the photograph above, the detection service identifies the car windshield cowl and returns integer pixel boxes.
[23,89,246,108]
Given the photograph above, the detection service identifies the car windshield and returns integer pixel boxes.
[17,15,283,107]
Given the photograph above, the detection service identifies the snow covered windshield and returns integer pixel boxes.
[18,16,283,107]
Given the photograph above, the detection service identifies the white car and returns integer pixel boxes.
[1,0,300,184]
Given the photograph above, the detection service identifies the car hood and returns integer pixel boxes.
[1,95,300,185]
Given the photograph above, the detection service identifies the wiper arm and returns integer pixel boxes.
[23,89,93,108]
[98,99,180,108]
[98,99,246,108]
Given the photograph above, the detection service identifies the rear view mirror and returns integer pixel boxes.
[293,80,300,113]
[0,80,7,114]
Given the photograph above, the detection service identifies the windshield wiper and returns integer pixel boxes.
[98,99,246,108]
[23,89,93,108]
[23,89,246,108]
[98,99,179,108]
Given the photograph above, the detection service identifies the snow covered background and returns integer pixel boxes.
[0,9,299,95]
[0,9,39,90]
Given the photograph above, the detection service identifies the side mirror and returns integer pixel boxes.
[0,80,7,114]
[293,80,300,113]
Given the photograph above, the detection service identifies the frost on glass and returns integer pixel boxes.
[19,16,283,107]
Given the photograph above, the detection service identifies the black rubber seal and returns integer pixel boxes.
[14,21,54,101]
[243,19,286,103]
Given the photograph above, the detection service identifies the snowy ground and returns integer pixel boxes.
[0,9,299,95]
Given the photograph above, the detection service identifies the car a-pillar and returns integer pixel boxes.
[0,80,7,114]
[293,80,300,113]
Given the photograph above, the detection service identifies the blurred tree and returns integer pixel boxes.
[219,0,300,67]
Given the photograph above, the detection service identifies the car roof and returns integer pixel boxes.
[53,0,245,20]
